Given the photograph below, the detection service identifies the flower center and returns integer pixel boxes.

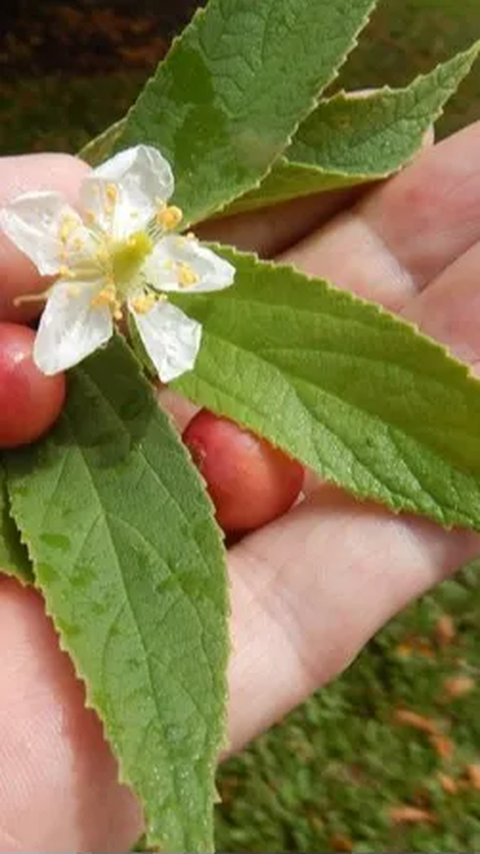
[111,231,153,286]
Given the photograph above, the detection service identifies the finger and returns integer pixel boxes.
[0,154,89,323]
[279,121,480,311]
[0,578,142,852]
[196,185,365,258]
[403,239,480,374]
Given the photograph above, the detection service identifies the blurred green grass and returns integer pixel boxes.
[216,565,480,852]
[2,1,480,851]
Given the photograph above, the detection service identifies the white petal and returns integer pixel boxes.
[34,280,113,375]
[130,299,201,383]
[80,145,174,239]
[0,192,84,275]
[144,235,236,293]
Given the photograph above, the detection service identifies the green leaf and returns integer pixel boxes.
[174,247,480,532]
[223,43,480,214]
[0,462,32,584]
[6,337,229,852]
[113,0,376,224]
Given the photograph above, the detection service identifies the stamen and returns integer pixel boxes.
[103,183,118,217]
[91,283,122,319]
[59,265,77,280]
[13,289,50,307]
[105,183,118,205]
[130,293,158,315]
[178,262,200,288]
[156,205,183,231]
[91,284,115,307]
[59,214,78,243]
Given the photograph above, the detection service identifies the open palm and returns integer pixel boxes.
[1,121,480,850]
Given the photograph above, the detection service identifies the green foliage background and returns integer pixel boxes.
[1,0,480,850]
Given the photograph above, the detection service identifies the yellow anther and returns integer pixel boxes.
[91,284,122,320]
[103,183,118,216]
[59,265,77,280]
[130,292,157,315]
[105,183,118,205]
[178,263,199,288]
[59,214,78,244]
[85,208,96,225]
[91,284,116,306]
[156,205,183,231]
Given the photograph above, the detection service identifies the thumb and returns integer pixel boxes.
[0,153,89,323]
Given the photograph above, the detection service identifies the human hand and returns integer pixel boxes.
[1,122,480,850]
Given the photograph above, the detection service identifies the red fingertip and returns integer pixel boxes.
[183,408,304,534]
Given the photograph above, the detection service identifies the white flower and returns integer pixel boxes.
[0,145,235,382]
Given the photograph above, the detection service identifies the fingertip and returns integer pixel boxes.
[0,153,90,324]
[1,153,90,204]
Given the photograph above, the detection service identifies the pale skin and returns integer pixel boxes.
[2,120,480,850]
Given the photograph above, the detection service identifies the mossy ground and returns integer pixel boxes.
[2,1,480,850]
